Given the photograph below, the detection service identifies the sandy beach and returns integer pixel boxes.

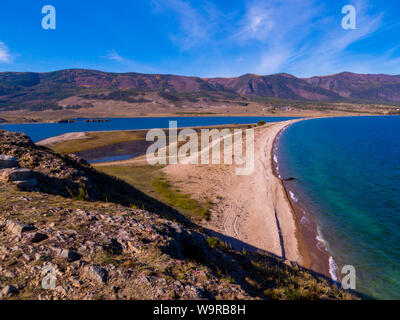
[69,119,325,273]
[162,119,306,265]
[37,131,88,146]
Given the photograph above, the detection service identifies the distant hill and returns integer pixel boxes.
[1,69,400,112]
[304,72,400,102]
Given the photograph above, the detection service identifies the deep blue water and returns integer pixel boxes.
[0,117,298,142]
[278,116,400,299]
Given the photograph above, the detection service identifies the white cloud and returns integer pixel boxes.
[101,50,157,73]
[151,0,216,50]
[103,50,130,64]
[235,5,275,42]
[143,0,389,77]
[258,50,291,74]
[0,42,12,63]
[231,0,322,75]
[289,0,384,76]
[230,0,385,77]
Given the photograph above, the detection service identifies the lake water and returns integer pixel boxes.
[0,116,298,142]
[278,116,400,299]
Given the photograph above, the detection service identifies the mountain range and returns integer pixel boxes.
[1,69,400,112]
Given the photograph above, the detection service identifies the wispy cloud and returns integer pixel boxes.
[292,0,384,76]
[229,0,385,76]
[103,50,131,64]
[105,0,388,77]
[231,0,322,74]
[151,0,217,50]
[235,4,275,42]
[101,49,157,73]
[0,42,12,63]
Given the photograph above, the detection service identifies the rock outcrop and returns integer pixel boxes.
[0,130,174,215]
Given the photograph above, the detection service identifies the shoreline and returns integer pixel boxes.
[271,121,334,279]
[35,117,335,279]
[271,124,312,270]
[2,113,384,126]
[161,120,305,266]
[0,114,309,126]
[91,120,316,271]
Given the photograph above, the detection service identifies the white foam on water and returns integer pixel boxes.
[300,214,311,225]
[316,226,325,244]
[329,256,339,282]
[315,225,329,252]
[316,226,339,282]
[289,191,298,202]
[273,154,278,163]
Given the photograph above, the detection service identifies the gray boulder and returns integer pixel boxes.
[31,232,49,243]
[83,265,108,284]
[53,248,81,262]
[6,220,35,236]
[0,285,17,298]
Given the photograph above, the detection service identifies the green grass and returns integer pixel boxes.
[152,174,211,221]
[96,164,211,221]
[206,237,219,248]
[95,164,163,196]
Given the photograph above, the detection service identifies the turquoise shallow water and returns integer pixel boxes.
[278,116,400,299]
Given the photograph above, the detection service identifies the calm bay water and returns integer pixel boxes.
[0,116,297,142]
[278,116,400,299]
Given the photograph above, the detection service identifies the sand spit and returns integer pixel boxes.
[74,119,309,267]
[37,132,88,146]
[164,119,305,265]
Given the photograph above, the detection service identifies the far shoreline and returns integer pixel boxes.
[1,114,305,126]
[0,112,385,126]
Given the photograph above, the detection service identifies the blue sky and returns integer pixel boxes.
[0,0,399,77]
